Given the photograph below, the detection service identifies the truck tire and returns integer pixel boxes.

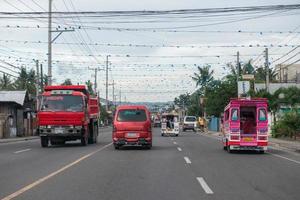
[81,136,88,146]
[41,137,48,148]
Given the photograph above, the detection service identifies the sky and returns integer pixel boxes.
[0,0,299,102]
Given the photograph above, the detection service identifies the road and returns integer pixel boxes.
[0,127,300,200]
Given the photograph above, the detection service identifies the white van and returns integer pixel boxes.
[183,116,197,132]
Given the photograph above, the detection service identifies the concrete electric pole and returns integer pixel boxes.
[236,51,240,97]
[48,0,52,85]
[265,48,270,92]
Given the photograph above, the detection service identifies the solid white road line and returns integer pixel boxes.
[2,142,113,200]
[173,141,177,145]
[197,177,214,194]
[177,147,182,152]
[268,152,300,165]
[184,156,192,164]
[14,149,31,154]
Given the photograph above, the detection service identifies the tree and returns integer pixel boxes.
[14,67,36,95]
[174,93,191,109]
[205,78,237,117]
[254,67,277,82]
[85,80,94,95]
[61,79,72,85]
[191,65,214,95]
[0,74,15,90]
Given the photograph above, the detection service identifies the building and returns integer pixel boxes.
[0,91,34,138]
[275,64,300,83]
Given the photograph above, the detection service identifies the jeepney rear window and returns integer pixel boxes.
[259,109,267,121]
[231,109,238,121]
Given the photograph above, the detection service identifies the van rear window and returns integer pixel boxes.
[117,109,147,122]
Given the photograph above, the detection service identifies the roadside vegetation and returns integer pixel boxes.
[174,61,300,139]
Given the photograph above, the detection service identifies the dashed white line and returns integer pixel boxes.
[173,141,177,145]
[197,177,214,194]
[177,147,182,152]
[14,149,31,154]
[268,152,300,165]
[184,156,192,164]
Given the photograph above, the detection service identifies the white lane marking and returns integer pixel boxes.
[268,152,300,165]
[197,177,214,194]
[177,147,182,152]
[184,156,192,164]
[2,142,113,200]
[173,141,177,145]
[14,149,31,154]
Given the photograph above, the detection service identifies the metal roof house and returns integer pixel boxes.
[0,91,33,138]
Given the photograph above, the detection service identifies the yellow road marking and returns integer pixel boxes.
[1,143,112,200]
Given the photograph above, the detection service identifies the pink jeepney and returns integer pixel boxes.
[222,98,268,153]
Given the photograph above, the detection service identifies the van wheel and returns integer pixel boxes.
[114,145,120,150]
[227,145,232,153]
[41,137,48,147]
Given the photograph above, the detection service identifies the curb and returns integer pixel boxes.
[0,136,39,144]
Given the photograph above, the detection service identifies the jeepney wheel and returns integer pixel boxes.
[223,145,227,151]
[227,145,232,153]
[175,134,179,137]
[41,137,48,148]
[258,150,265,154]
[161,133,164,136]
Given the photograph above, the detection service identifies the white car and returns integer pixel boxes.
[183,116,197,132]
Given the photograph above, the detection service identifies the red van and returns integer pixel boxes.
[112,105,152,149]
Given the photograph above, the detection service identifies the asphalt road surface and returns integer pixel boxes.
[0,127,299,200]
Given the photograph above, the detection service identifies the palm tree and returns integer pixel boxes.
[255,67,277,82]
[61,79,72,86]
[192,65,214,95]
[14,67,36,95]
[0,74,14,90]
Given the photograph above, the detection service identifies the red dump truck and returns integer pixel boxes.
[37,85,100,147]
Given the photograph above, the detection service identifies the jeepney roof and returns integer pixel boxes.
[224,98,268,110]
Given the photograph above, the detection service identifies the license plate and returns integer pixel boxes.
[243,137,253,142]
[127,133,137,138]
[54,128,64,134]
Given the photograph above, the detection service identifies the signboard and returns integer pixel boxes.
[242,74,254,80]
[238,81,250,96]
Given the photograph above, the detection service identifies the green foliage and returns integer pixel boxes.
[0,74,15,90]
[272,110,300,139]
[205,78,237,117]
[254,67,277,82]
[191,65,214,95]
[85,80,94,95]
[14,67,36,95]
[174,93,191,108]
[100,105,109,123]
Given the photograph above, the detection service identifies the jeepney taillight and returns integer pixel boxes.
[230,135,240,140]
[258,128,268,135]
[258,136,267,140]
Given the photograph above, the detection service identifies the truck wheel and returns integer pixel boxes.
[88,135,94,144]
[81,136,88,146]
[41,137,48,148]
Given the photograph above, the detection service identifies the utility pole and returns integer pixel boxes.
[88,67,104,95]
[35,60,40,111]
[236,51,240,97]
[105,55,109,111]
[119,90,121,105]
[48,0,52,85]
[265,48,270,92]
[48,0,74,85]
[40,64,44,92]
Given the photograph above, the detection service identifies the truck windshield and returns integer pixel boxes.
[117,109,147,122]
[40,96,83,112]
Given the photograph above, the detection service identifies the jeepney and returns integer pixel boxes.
[222,98,268,153]
[161,113,180,137]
